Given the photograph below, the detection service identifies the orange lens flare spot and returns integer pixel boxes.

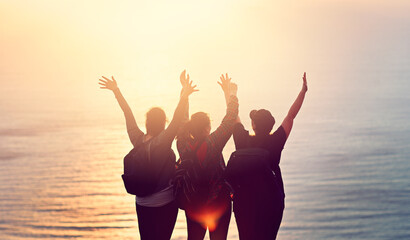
[186,203,228,232]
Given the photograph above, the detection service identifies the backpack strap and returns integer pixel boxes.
[146,140,152,162]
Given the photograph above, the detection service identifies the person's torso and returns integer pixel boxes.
[177,138,228,204]
[240,132,285,197]
[147,135,176,191]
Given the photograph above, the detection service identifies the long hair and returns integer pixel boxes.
[187,112,210,141]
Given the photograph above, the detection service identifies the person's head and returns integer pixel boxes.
[146,107,166,137]
[188,112,211,140]
[250,109,275,135]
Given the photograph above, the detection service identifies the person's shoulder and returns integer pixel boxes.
[269,126,287,148]
[205,135,218,149]
[233,123,250,141]
[149,130,170,148]
[177,135,193,148]
[153,131,164,142]
[233,122,245,131]
[272,125,286,137]
[233,122,250,136]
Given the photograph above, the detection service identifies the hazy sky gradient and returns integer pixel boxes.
[1,0,409,129]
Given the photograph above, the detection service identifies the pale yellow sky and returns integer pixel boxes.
[0,0,409,122]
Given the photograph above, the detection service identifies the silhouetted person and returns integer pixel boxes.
[231,72,308,239]
[176,74,238,240]
[98,72,197,240]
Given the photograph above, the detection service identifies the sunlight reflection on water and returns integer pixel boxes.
[1,74,410,239]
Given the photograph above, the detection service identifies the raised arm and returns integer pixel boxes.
[176,70,192,144]
[209,73,239,149]
[179,70,192,126]
[218,73,234,106]
[219,74,241,124]
[99,76,143,147]
[281,72,308,138]
[163,70,198,146]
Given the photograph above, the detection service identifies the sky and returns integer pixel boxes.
[0,0,409,127]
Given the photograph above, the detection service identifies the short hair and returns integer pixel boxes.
[250,109,275,135]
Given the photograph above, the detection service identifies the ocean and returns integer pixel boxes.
[1,62,410,240]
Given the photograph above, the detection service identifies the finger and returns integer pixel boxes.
[180,70,186,79]
[192,85,197,89]
[100,87,108,89]
[98,82,106,86]
[189,80,193,86]
[217,81,223,87]
[187,74,190,82]
[226,73,228,80]
[112,76,116,83]
[102,76,111,81]
[99,79,108,84]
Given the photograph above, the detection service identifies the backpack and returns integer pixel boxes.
[225,148,281,198]
[173,142,210,209]
[121,140,158,197]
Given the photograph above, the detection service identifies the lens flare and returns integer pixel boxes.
[186,203,228,232]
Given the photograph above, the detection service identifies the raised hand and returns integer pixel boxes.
[180,70,190,87]
[99,76,118,91]
[217,73,231,93]
[181,79,198,98]
[302,72,308,92]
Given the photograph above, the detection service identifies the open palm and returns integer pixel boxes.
[181,79,198,98]
[99,76,118,91]
[218,73,231,93]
